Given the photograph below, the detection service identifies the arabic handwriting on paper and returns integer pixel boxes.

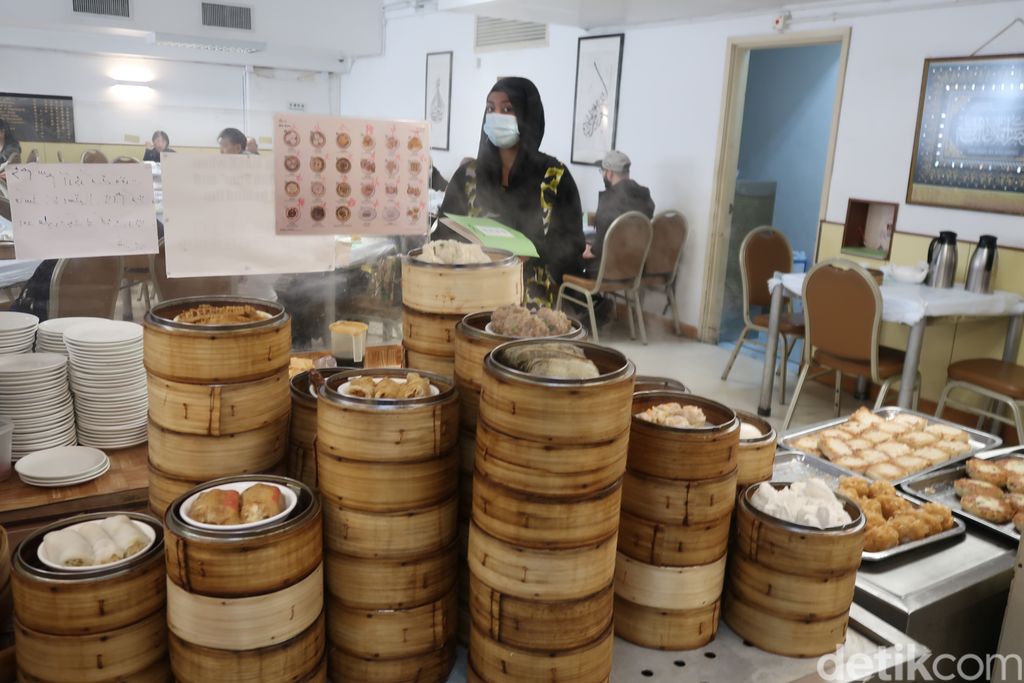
[5,164,158,259]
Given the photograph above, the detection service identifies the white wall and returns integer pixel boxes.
[339,2,1024,331]
[0,47,335,147]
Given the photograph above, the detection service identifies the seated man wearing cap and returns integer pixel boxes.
[584,150,655,267]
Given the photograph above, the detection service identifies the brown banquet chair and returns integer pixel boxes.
[49,256,123,319]
[721,226,804,402]
[556,211,653,344]
[936,359,1024,439]
[81,150,108,164]
[641,210,688,336]
[783,258,918,430]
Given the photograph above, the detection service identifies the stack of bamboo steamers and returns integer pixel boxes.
[143,297,292,516]
[317,369,460,681]
[468,340,635,682]
[401,248,522,377]
[614,393,739,649]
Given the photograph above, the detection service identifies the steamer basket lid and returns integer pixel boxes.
[319,367,456,407]
[485,339,634,387]
[405,246,518,269]
[146,295,287,332]
[14,511,164,580]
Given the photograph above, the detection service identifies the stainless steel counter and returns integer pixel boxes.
[855,528,1015,666]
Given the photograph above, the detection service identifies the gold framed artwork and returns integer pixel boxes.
[906,53,1024,215]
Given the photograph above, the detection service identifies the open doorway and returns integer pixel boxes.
[701,29,850,349]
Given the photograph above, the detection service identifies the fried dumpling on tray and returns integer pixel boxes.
[190,489,242,525]
[240,484,286,523]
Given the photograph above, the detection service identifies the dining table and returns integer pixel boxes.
[757,271,1024,417]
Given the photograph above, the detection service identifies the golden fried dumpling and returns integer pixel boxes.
[347,376,377,398]
[240,484,286,523]
[373,378,403,399]
[863,523,900,552]
[190,489,242,525]
[399,373,431,398]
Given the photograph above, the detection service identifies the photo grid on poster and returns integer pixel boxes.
[274,113,430,236]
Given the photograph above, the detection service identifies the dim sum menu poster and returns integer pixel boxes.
[273,113,430,236]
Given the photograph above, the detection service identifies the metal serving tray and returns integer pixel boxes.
[773,451,967,562]
[782,407,1002,484]
[899,446,1023,543]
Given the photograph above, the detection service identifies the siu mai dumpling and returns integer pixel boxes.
[76,523,124,565]
[240,484,286,523]
[190,489,242,525]
[43,529,94,567]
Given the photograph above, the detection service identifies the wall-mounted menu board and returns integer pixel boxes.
[0,93,75,143]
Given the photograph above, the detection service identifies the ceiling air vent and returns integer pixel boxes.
[201,2,253,30]
[72,0,130,18]
[475,16,548,52]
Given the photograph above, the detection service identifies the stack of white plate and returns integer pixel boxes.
[36,317,107,355]
[14,445,110,487]
[0,353,77,460]
[0,311,39,355]
[64,321,148,449]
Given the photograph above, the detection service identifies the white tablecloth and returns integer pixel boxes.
[0,259,42,289]
[769,272,1024,327]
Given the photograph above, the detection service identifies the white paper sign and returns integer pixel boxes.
[161,153,335,277]
[6,164,159,259]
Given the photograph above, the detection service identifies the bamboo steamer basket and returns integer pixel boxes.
[475,418,628,498]
[147,414,289,480]
[14,609,167,683]
[405,348,454,378]
[614,553,727,611]
[288,368,346,489]
[144,296,291,383]
[621,468,737,525]
[324,543,457,609]
[12,512,165,635]
[634,375,690,394]
[732,483,865,577]
[468,573,612,651]
[322,494,457,559]
[163,476,322,597]
[0,526,9,596]
[148,465,202,518]
[328,642,455,683]
[454,312,585,432]
[317,451,457,513]
[168,611,325,683]
[479,341,635,445]
[727,550,857,620]
[316,369,458,463]
[327,589,455,659]
[147,368,290,436]
[617,509,731,567]
[613,594,720,650]
[469,622,613,683]
[723,587,851,657]
[167,565,323,651]
[628,392,739,480]
[734,410,777,487]
[471,473,621,549]
[401,248,522,315]
[402,307,463,357]
[467,522,616,601]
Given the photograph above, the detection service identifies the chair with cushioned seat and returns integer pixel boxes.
[49,256,123,319]
[641,210,688,336]
[783,258,918,430]
[721,226,805,403]
[935,359,1024,439]
[556,211,653,344]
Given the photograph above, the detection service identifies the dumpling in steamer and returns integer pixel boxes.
[240,484,286,523]
[43,529,94,567]
[101,515,149,556]
[190,489,242,525]
[76,523,123,565]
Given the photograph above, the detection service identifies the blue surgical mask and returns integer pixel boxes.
[483,113,520,149]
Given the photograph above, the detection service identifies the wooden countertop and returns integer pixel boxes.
[0,444,149,529]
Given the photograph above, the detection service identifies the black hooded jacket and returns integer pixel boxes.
[592,179,656,260]
[438,77,584,284]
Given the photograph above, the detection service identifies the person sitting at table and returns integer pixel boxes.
[245,137,259,155]
[218,128,247,155]
[437,77,585,305]
[583,150,655,267]
[143,130,173,162]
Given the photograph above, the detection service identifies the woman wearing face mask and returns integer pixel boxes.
[437,77,584,304]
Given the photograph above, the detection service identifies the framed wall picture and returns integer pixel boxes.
[571,34,624,165]
[425,51,453,151]
[906,53,1024,215]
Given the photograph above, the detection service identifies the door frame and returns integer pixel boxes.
[698,27,851,343]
